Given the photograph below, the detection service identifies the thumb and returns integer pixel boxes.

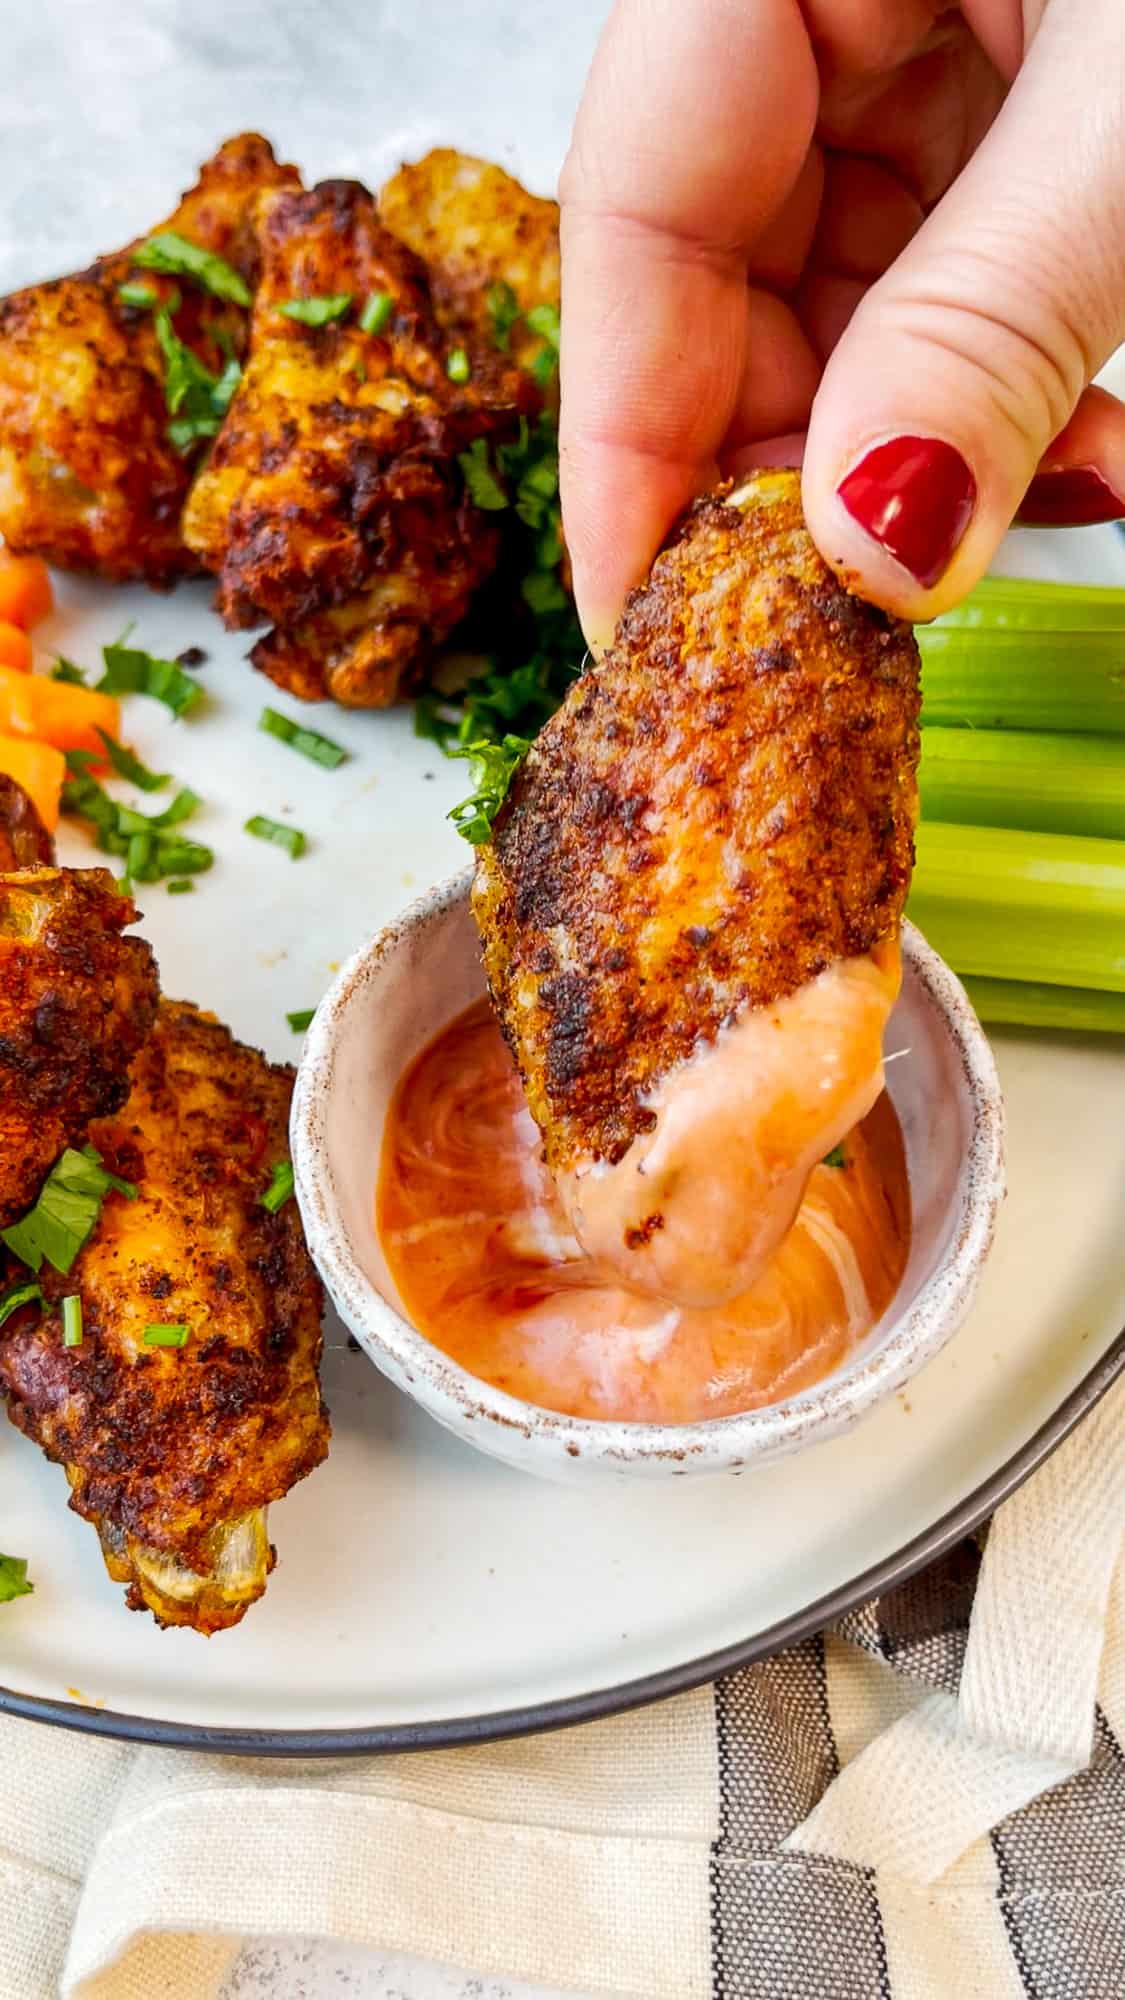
[802,0,1125,618]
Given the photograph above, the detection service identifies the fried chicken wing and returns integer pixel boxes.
[0,774,53,869]
[379,149,559,379]
[0,867,158,1226]
[182,178,527,707]
[0,134,300,583]
[0,1001,329,1632]
[474,472,921,1300]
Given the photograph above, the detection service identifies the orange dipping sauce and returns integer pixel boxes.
[377,1002,912,1426]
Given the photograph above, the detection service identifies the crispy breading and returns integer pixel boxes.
[474,471,921,1174]
[0,774,53,869]
[379,149,559,377]
[0,134,299,583]
[182,178,528,707]
[0,868,158,1225]
[0,1001,329,1632]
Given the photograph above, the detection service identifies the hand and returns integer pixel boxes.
[559,0,1125,648]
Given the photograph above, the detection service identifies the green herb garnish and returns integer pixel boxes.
[0,1555,32,1604]
[458,438,509,513]
[167,878,195,895]
[486,280,521,351]
[278,294,353,327]
[62,763,212,889]
[258,707,347,770]
[524,302,560,351]
[446,346,470,383]
[94,729,169,793]
[0,1277,43,1331]
[359,291,393,335]
[97,640,203,719]
[133,231,251,306]
[143,1323,190,1348]
[1,1147,137,1277]
[287,1007,316,1032]
[245,815,307,859]
[152,303,240,452]
[822,1144,847,1170]
[447,734,530,845]
[51,656,88,685]
[260,1161,295,1214]
[62,1296,83,1348]
[117,280,159,310]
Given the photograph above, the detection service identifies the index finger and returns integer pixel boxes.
[559,0,818,648]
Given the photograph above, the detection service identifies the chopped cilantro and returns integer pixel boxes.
[133,230,251,307]
[278,294,353,326]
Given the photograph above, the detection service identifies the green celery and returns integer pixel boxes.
[908,821,1125,993]
[931,576,1125,631]
[962,978,1125,1036]
[919,728,1125,840]
[918,628,1125,734]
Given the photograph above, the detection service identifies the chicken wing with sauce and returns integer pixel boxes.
[474,471,921,1302]
[0,1000,329,1632]
[379,149,559,382]
[0,864,158,1227]
[0,133,299,583]
[182,179,528,706]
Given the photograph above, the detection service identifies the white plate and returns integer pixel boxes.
[0,563,1122,1751]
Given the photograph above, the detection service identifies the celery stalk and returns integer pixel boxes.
[931,576,1125,631]
[962,977,1125,1035]
[919,728,1125,840]
[908,821,1125,992]
[918,628,1125,733]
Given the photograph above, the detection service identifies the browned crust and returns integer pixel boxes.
[182,178,529,707]
[0,134,299,583]
[473,472,921,1172]
[0,1002,329,1589]
[0,868,158,1224]
[0,775,54,869]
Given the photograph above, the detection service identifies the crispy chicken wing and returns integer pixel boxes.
[0,774,53,869]
[0,867,158,1226]
[183,178,527,707]
[0,133,299,583]
[0,1001,329,1632]
[379,149,559,379]
[474,471,921,1178]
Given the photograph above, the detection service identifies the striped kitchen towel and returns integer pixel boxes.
[0,1371,1121,2000]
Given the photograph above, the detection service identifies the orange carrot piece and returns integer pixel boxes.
[0,666,119,757]
[0,555,53,630]
[0,732,65,830]
[0,622,32,673]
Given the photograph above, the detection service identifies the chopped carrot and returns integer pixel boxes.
[0,555,53,630]
[0,733,65,830]
[0,622,32,673]
[0,666,119,758]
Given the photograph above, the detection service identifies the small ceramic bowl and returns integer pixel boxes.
[291,871,1006,1483]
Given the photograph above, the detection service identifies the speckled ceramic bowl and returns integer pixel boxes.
[291,870,1006,1483]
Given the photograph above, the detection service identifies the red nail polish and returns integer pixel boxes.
[836,437,977,588]
[1016,465,1125,527]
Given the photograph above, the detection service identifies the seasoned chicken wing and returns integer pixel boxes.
[0,774,53,870]
[379,149,559,379]
[0,1001,329,1632]
[0,133,299,583]
[0,867,158,1226]
[183,178,527,707]
[474,470,921,1181]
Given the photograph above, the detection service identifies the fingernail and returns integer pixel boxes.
[1016,464,1125,528]
[836,436,977,588]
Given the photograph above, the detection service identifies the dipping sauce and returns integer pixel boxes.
[377,1000,911,1426]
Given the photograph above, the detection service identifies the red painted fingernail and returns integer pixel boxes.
[1016,464,1125,527]
[836,436,977,588]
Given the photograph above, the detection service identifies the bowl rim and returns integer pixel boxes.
[291,869,1006,1468]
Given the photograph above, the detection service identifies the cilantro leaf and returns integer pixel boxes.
[458,439,509,513]
[0,1555,33,1604]
[278,294,353,327]
[133,230,251,307]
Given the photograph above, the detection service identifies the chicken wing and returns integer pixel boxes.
[0,774,53,869]
[0,1001,329,1632]
[474,472,920,1299]
[182,178,528,707]
[0,133,299,583]
[0,866,158,1226]
[379,149,559,380]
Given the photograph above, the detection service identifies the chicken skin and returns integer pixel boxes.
[379,149,559,379]
[0,1001,329,1632]
[0,774,54,869]
[183,178,527,706]
[474,470,921,1202]
[0,866,158,1227]
[0,133,299,583]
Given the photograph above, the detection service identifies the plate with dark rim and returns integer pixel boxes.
[1,566,1124,1757]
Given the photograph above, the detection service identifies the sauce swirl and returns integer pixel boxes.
[377,1000,911,1426]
